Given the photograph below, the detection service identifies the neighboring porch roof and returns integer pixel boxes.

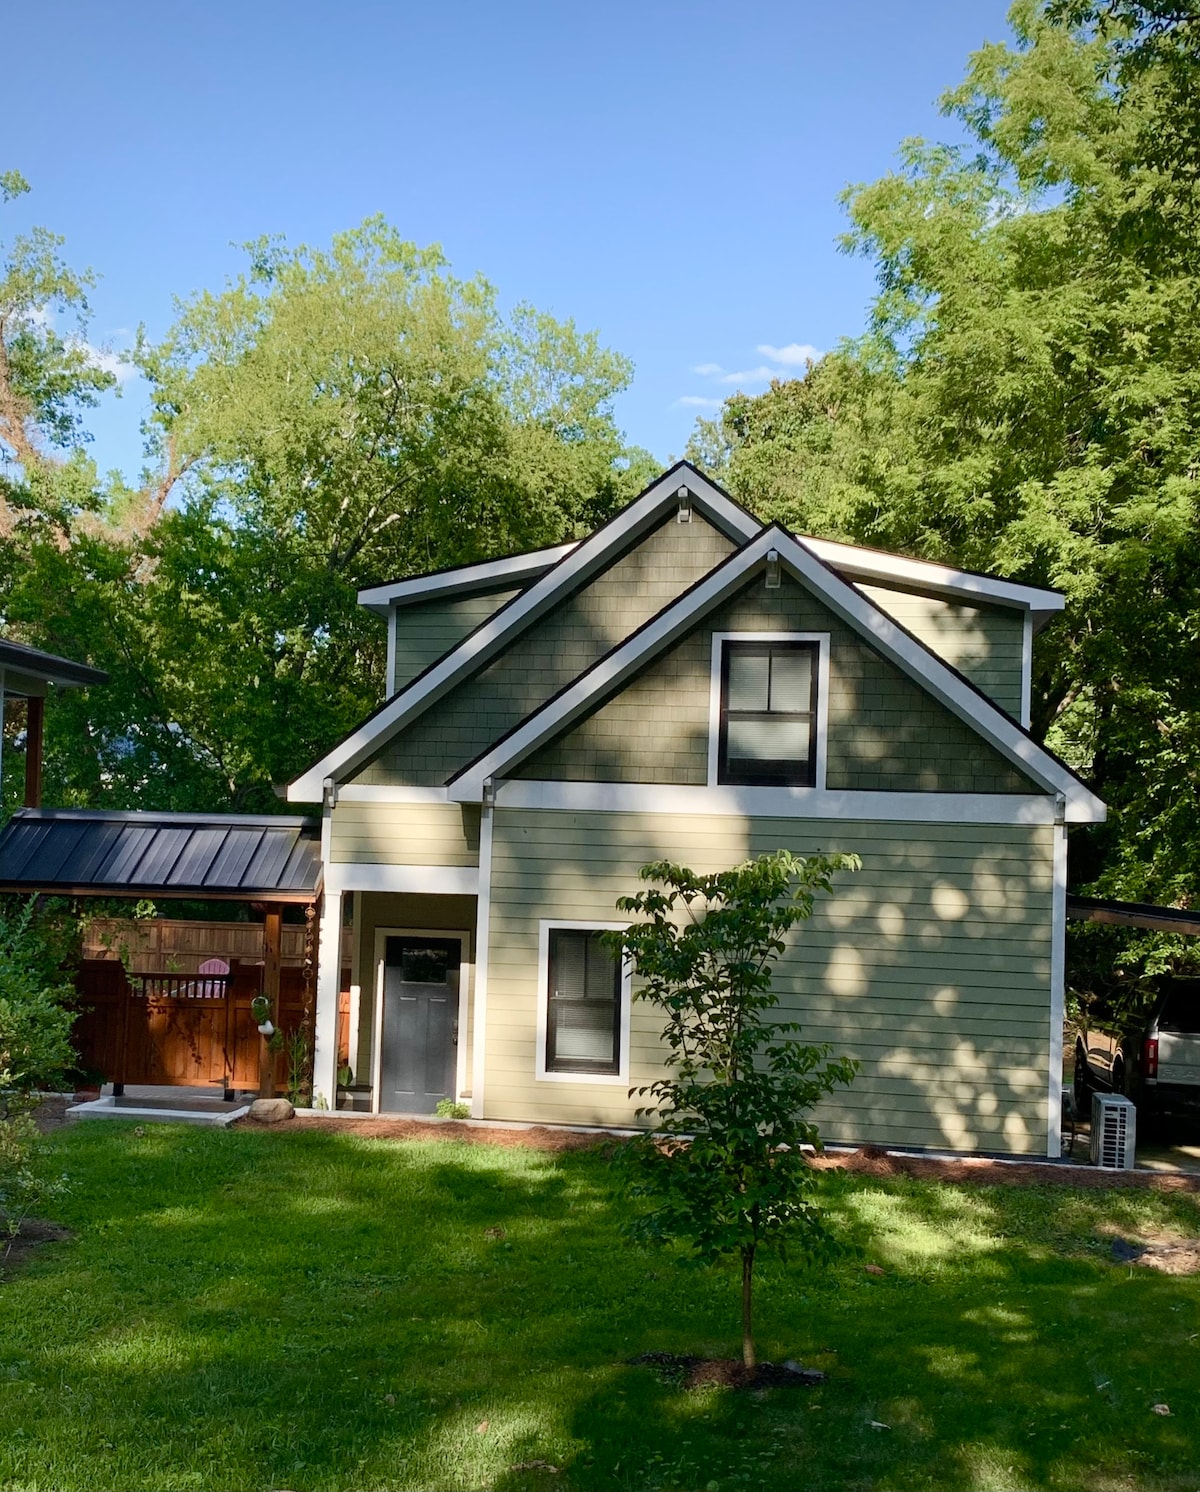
[1068,894,1200,937]
[0,638,109,697]
[0,809,321,902]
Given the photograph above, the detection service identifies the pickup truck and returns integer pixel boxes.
[1074,977,1200,1126]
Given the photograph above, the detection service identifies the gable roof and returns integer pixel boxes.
[357,540,580,617]
[800,538,1063,630]
[287,460,1072,804]
[287,462,760,799]
[445,525,1104,823]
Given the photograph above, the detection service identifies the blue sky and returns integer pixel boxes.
[8,0,1013,482]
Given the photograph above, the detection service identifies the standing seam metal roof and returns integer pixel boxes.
[0,810,321,900]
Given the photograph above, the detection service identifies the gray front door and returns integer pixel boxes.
[380,937,461,1113]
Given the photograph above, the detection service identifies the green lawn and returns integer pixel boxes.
[1,1123,1198,1492]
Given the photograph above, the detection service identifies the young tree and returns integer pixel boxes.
[611,850,860,1370]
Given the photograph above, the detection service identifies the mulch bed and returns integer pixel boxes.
[628,1350,825,1390]
[808,1143,1200,1192]
[245,1112,611,1151]
[246,1116,1200,1191]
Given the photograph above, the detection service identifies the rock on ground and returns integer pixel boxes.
[248,1098,295,1124]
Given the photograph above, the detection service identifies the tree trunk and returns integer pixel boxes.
[741,1246,756,1369]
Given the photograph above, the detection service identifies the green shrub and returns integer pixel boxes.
[0,899,77,1242]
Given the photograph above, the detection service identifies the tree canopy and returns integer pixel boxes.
[0,209,652,811]
[687,0,1200,990]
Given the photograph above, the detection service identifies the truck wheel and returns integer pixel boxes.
[1073,1042,1090,1107]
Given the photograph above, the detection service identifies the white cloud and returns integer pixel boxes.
[718,365,779,386]
[675,395,724,409]
[79,343,135,384]
[756,341,821,366]
[691,362,724,377]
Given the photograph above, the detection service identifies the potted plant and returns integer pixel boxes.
[250,994,274,1036]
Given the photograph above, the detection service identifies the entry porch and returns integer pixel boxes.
[324,891,478,1116]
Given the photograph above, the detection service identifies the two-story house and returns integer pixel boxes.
[289,462,1104,1156]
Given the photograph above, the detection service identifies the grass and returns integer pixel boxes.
[1,1124,1199,1492]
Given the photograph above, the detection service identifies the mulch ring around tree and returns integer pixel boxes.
[628,1350,825,1390]
[0,1218,72,1278]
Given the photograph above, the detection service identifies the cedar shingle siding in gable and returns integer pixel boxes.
[348,515,737,787]
[392,589,522,693]
[516,573,1037,793]
[858,584,1025,720]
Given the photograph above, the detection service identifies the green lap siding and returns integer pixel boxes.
[481,808,1056,1155]
[516,573,1035,793]
[330,802,481,866]
[350,515,736,787]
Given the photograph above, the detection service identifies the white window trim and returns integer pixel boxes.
[535,919,632,1086]
[708,632,830,791]
[370,926,473,1114]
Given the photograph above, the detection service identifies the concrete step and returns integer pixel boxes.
[67,1096,250,1128]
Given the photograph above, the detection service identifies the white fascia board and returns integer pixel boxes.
[357,542,580,617]
[323,862,479,896]
[287,464,762,801]
[449,526,1104,823]
[804,535,1065,623]
[336,784,449,803]
[493,780,1083,825]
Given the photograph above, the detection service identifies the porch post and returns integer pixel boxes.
[311,889,343,1109]
[23,696,44,808]
[260,905,283,1099]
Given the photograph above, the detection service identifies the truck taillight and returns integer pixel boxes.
[1143,1037,1159,1079]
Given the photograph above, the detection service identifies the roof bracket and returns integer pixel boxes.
[676,485,692,523]
[765,548,781,589]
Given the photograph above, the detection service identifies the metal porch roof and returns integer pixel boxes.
[0,809,321,902]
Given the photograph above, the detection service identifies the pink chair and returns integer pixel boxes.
[196,957,230,998]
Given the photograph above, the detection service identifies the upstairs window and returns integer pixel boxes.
[717,640,819,786]
[545,928,623,1076]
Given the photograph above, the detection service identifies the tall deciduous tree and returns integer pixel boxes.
[0,206,653,811]
[611,851,859,1371]
[688,1,1200,991]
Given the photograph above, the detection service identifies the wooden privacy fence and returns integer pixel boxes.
[72,959,350,1095]
[82,918,311,973]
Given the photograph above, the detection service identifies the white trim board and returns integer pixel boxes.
[471,800,496,1119]
[491,781,1078,824]
[804,535,1064,625]
[324,863,479,896]
[358,543,580,615]
[336,784,450,804]
[1046,823,1068,1158]
[447,526,1105,823]
[535,919,633,1087]
[707,631,830,791]
[288,463,761,800]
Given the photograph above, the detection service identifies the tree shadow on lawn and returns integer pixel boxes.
[6,1124,1200,1491]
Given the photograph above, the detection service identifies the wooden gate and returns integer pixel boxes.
[72,959,329,1094]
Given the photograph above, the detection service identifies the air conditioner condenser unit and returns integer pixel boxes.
[1091,1092,1136,1170]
